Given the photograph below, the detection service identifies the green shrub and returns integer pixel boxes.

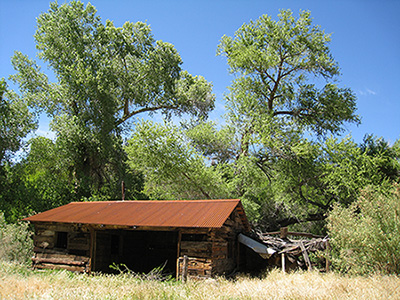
[327,184,400,275]
[0,212,33,265]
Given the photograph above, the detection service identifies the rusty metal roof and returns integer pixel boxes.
[24,199,250,229]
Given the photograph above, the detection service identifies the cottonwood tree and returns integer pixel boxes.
[217,10,359,142]
[0,79,36,164]
[126,120,232,200]
[10,1,214,199]
[213,9,362,229]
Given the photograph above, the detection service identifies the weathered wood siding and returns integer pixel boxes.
[177,209,246,278]
[31,223,91,273]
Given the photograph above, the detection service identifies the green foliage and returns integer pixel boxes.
[0,212,33,265]
[126,120,231,200]
[218,9,360,137]
[0,78,36,163]
[8,0,214,203]
[328,184,400,275]
[184,121,237,164]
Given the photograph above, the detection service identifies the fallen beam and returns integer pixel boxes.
[238,233,276,259]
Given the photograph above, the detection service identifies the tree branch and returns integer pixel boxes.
[181,171,212,199]
[115,104,178,126]
[298,184,329,210]
[276,212,326,229]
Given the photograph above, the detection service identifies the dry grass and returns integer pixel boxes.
[1,262,400,300]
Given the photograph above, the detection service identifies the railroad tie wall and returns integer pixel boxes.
[31,223,91,273]
[178,210,245,278]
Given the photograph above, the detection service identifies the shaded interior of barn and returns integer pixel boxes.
[93,230,178,275]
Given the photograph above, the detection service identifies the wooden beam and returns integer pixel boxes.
[182,255,188,283]
[32,257,87,266]
[299,242,312,271]
[325,240,331,272]
[280,227,288,239]
[263,231,324,239]
[89,227,96,273]
[176,229,182,279]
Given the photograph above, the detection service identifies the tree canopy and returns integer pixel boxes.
[217,10,359,143]
[0,79,36,164]
[9,1,214,201]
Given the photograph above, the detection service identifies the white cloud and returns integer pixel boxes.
[358,88,377,96]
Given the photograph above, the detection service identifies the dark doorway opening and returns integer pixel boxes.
[94,230,178,276]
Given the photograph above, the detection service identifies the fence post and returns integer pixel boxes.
[280,227,288,239]
[182,255,188,282]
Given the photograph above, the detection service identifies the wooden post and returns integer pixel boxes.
[176,257,181,281]
[121,181,125,201]
[176,230,182,280]
[281,253,285,273]
[300,242,312,271]
[280,227,288,239]
[177,230,182,258]
[89,227,96,273]
[182,255,188,282]
[325,240,331,272]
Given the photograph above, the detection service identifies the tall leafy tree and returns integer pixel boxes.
[126,120,231,200]
[0,79,36,164]
[0,79,37,221]
[217,9,359,142]
[10,1,214,199]
[212,9,362,230]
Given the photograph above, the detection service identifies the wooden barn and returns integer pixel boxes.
[23,199,252,278]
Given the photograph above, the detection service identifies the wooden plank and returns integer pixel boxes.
[35,253,89,261]
[180,241,212,251]
[300,242,312,271]
[36,230,55,237]
[32,257,87,266]
[88,228,94,273]
[180,228,209,235]
[263,231,324,239]
[34,264,85,273]
[34,223,76,232]
[33,247,68,254]
[182,255,188,282]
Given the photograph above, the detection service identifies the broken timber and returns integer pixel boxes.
[249,227,330,272]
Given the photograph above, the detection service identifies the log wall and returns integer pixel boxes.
[31,223,91,273]
[177,209,247,279]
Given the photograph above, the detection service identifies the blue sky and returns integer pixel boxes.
[1,0,399,144]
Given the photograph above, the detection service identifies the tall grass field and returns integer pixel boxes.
[1,261,399,300]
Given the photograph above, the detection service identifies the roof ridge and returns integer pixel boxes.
[71,199,240,204]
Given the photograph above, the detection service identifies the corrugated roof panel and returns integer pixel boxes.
[24,199,248,229]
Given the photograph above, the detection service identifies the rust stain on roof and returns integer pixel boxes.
[24,199,250,229]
